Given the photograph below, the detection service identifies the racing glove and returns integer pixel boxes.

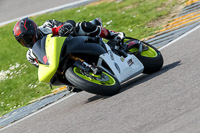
[58,23,74,36]
[113,32,125,42]
[26,49,39,67]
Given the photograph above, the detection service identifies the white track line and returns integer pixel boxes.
[0,0,93,26]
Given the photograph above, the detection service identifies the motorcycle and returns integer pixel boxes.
[32,33,163,96]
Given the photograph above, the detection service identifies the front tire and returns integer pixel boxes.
[65,66,121,96]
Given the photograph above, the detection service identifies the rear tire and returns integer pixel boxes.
[128,41,163,74]
[65,66,121,96]
[136,44,163,74]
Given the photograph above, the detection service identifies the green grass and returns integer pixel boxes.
[0,0,186,116]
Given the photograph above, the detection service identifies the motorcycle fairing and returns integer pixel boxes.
[32,36,49,65]
[38,34,66,83]
[64,35,107,56]
[97,43,144,83]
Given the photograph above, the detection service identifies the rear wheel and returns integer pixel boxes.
[65,66,121,96]
[128,41,163,74]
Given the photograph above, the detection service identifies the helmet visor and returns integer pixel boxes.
[18,34,36,48]
[18,38,27,47]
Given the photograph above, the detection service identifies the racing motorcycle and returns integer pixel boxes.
[32,33,163,96]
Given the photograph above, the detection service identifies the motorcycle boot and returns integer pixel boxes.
[68,86,82,93]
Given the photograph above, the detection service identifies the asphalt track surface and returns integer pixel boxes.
[1,23,200,133]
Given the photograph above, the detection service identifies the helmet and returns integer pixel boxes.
[13,18,38,48]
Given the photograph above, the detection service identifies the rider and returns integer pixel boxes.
[13,17,125,67]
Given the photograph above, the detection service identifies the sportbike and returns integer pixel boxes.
[32,34,163,96]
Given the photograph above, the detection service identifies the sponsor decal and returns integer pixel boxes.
[127,58,134,66]
[114,62,121,73]
[108,50,114,60]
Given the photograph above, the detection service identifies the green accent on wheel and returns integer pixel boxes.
[141,46,157,57]
[73,67,116,86]
[128,46,157,58]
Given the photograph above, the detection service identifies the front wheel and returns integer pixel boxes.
[65,66,121,96]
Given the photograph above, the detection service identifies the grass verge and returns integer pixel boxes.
[0,0,187,117]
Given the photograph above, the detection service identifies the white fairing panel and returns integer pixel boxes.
[98,44,144,83]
